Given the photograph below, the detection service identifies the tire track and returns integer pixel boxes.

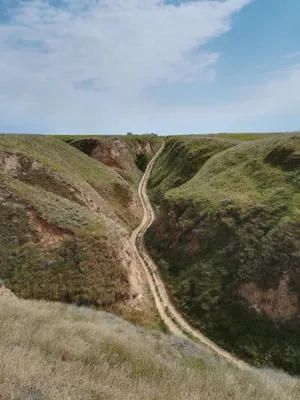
[131,141,250,370]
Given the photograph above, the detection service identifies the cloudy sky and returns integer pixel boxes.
[0,0,299,134]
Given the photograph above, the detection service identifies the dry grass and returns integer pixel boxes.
[1,297,300,400]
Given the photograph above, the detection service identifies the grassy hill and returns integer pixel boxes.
[66,135,160,187]
[1,295,300,400]
[146,132,300,374]
[0,134,158,327]
[148,136,236,204]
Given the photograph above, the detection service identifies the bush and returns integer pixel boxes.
[136,153,149,172]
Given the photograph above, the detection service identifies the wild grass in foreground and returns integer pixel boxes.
[1,297,300,400]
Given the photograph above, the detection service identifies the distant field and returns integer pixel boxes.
[55,134,161,144]
[54,132,286,145]
[211,133,280,140]
[169,133,284,141]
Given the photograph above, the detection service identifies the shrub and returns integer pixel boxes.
[136,153,149,172]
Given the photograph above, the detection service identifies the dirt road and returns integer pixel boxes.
[131,142,250,370]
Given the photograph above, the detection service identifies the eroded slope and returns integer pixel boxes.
[0,134,156,326]
[71,135,159,185]
[146,133,300,373]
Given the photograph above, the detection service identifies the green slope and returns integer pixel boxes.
[67,135,160,187]
[0,134,153,323]
[148,136,236,204]
[146,132,300,374]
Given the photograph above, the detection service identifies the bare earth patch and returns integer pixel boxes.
[123,238,145,305]
[0,151,21,172]
[0,285,16,300]
[238,273,298,320]
[28,209,70,248]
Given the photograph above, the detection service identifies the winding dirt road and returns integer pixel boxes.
[131,142,250,370]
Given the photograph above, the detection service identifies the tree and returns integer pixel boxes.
[135,153,149,172]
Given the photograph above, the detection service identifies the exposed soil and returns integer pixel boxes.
[238,274,298,320]
[72,138,154,180]
[0,285,16,300]
[122,237,145,306]
[28,209,71,248]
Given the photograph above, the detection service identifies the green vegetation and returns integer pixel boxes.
[0,198,128,307]
[166,133,279,142]
[55,133,162,144]
[0,134,159,328]
[1,297,300,399]
[209,133,279,141]
[0,134,119,186]
[136,153,149,172]
[148,136,235,204]
[146,132,300,374]
[59,135,160,188]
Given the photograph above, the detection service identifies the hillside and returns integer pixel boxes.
[1,295,300,400]
[148,136,236,204]
[57,134,160,186]
[146,132,300,374]
[0,134,159,327]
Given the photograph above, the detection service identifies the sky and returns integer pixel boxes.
[0,0,299,135]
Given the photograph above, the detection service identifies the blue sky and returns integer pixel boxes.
[0,0,299,134]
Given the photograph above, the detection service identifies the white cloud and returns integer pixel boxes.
[157,62,300,132]
[0,0,252,131]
